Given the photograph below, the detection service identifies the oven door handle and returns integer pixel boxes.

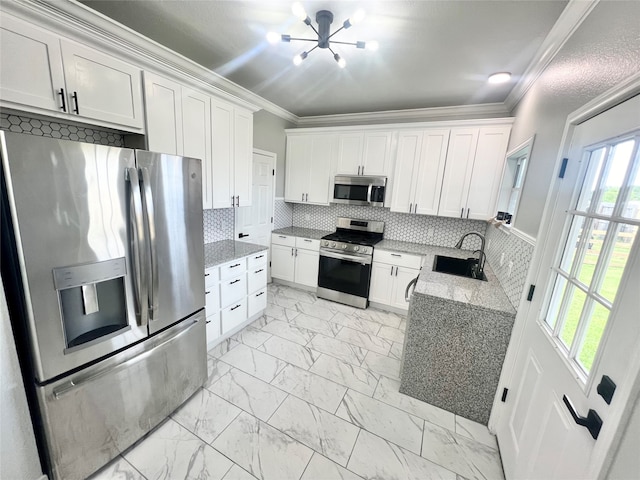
[366,184,373,204]
[320,250,372,265]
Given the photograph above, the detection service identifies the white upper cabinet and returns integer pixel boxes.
[438,126,511,220]
[285,134,335,205]
[335,131,393,176]
[0,15,65,112]
[390,129,449,216]
[0,14,144,131]
[211,98,254,209]
[144,72,183,154]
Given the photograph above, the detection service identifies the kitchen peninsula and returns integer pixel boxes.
[399,245,516,425]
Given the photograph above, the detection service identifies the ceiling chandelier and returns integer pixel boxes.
[266,2,378,68]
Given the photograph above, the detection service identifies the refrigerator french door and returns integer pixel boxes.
[1,131,206,480]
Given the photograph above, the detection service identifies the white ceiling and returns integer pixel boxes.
[79,0,569,117]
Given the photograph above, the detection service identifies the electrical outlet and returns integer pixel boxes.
[508,261,514,277]
[426,227,434,239]
[500,252,505,266]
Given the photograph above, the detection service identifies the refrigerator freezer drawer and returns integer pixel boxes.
[36,311,207,480]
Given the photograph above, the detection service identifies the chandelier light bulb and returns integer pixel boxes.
[334,53,346,68]
[365,40,379,52]
[266,31,280,44]
[351,9,366,25]
[291,2,307,21]
[488,72,511,84]
[293,51,308,66]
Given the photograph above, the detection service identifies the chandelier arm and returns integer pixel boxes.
[327,25,345,40]
[306,22,321,38]
[329,40,359,46]
[287,37,319,42]
[328,45,337,56]
[307,44,319,54]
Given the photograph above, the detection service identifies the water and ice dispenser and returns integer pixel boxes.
[53,258,129,350]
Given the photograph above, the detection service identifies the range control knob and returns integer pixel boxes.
[331,242,336,248]
[322,240,328,246]
[354,246,360,251]
[342,244,347,249]
[361,247,368,254]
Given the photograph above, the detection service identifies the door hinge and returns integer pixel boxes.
[272,169,275,176]
[527,284,535,301]
[559,158,568,178]
[501,388,509,402]
[269,261,271,267]
[271,216,273,223]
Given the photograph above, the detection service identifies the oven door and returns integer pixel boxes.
[318,249,372,298]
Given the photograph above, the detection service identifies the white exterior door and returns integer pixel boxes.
[496,95,640,479]
[235,150,275,246]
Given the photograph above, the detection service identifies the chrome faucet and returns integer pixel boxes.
[455,232,486,279]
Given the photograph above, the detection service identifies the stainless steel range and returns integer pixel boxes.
[317,217,384,309]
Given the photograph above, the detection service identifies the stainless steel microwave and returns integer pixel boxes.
[333,175,387,207]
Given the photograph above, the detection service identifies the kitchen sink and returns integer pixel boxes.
[432,255,487,281]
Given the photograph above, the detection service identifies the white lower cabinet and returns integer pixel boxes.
[369,250,422,311]
[204,249,268,349]
[271,234,320,288]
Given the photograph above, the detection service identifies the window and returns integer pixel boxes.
[496,136,534,224]
[544,133,639,378]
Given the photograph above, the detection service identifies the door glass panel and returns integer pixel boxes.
[545,274,568,329]
[576,146,607,212]
[559,286,587,349]
[620,147,640,220]
[576,302,611,373]
[596,224,638,303]
[560,215,587,273]
[575,219,609,287]
[592,140,634,216]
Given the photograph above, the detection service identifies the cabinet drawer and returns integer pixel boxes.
[219,258,247,281]
[220,274,247,308]
[271,233,295,247]
[221,301,247,334]
[205,286,220,315]
[248,288,267,317]
[248,265,267,294]
[204,267,219,287]
[373,250,423,269]
[295,237,320,251]
[206,313,220,346]
[248,251,268,269]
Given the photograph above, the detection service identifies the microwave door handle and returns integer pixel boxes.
[126,168,149,327]
[139,167,158,320]
[367,184,373,204]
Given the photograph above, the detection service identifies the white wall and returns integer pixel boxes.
[0,278,43,480]
[253,110,296,197]
[607,393,640,479]
[508,0,640,238]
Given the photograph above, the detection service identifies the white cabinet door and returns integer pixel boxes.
[271,244,295,282]
[414,129,450,216]
[390,266,420,310]
[0,14,65,112]
[284,135,310,203]
[60,40,144,129]
[438,127,480,218]
[390,130,423,214]
[294,248,319,288]
[362,131,393,176]
[143,72,182,154]
[221,300,247,334]
[182,88,212,208]
[465,126,511,220]
[369,262,394,305]
[220,274,247,308]
[248,265,267,294]
[206,313,221,346]
[336,133,364,175]
[234,108,253,207]
[307,134,335,204]
[211,99,234,208]
[248,288,267,317]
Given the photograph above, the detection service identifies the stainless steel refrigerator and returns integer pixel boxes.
[0,131,207,480]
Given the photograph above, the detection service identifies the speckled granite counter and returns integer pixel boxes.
[204,240,268,269]
[398,244,515,425]
[272,227,332,240]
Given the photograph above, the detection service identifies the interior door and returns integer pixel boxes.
[496,95,640,479]
[135,151,205,334]
[235,150,275,246]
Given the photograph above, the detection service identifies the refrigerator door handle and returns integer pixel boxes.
[126,168,149,326]
[139,167,158,320]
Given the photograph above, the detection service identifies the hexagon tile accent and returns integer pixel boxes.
[1,113,124,146]
[274,198,293,229]
[203,208,235,243]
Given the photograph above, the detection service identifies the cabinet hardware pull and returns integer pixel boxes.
[304,239,312,242]
[236,196,240,207]
[466,208,470,219]
[279,235,287,239]
[460,208,464,218]
[230,304,241,311]
[255,269,264,273]
[409,203,412,213]
[230,279,240,285]
[205,290,211,294]
[58,88,67,112]
[395,267,398,276]
[390,266,393,276]
[204,273,210,277]
[255,254,264,259]
[361,166,364,175]
[414,204,418,213]
[206,320,211,324]
[302,193,304,201]
[391,253,401,257]
[256,292,264,297]
[72,91,79,114]
[230,263,241,268]
[231,196,235,207]
[305,193,308,202]
[295,248,298,257]
[291,248,294,256]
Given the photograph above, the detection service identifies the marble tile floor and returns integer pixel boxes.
[89,283,504,480]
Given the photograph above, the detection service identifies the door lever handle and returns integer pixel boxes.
[562,395,602,439]
[238,233,249,238]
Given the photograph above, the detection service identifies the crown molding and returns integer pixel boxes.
[295,103,511,127]
[503,0,600,111]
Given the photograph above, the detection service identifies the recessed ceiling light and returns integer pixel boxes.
[488,72,511,84]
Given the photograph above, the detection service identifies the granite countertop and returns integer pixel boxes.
[272,227,333,240]
[376,239,438,256]
[412,245,515,315]
[204,240,268,269]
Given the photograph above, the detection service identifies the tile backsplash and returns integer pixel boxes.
[292,203,487,250]
[1,113,124,146]
[274,198,293,229]
[203,209,235,243]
